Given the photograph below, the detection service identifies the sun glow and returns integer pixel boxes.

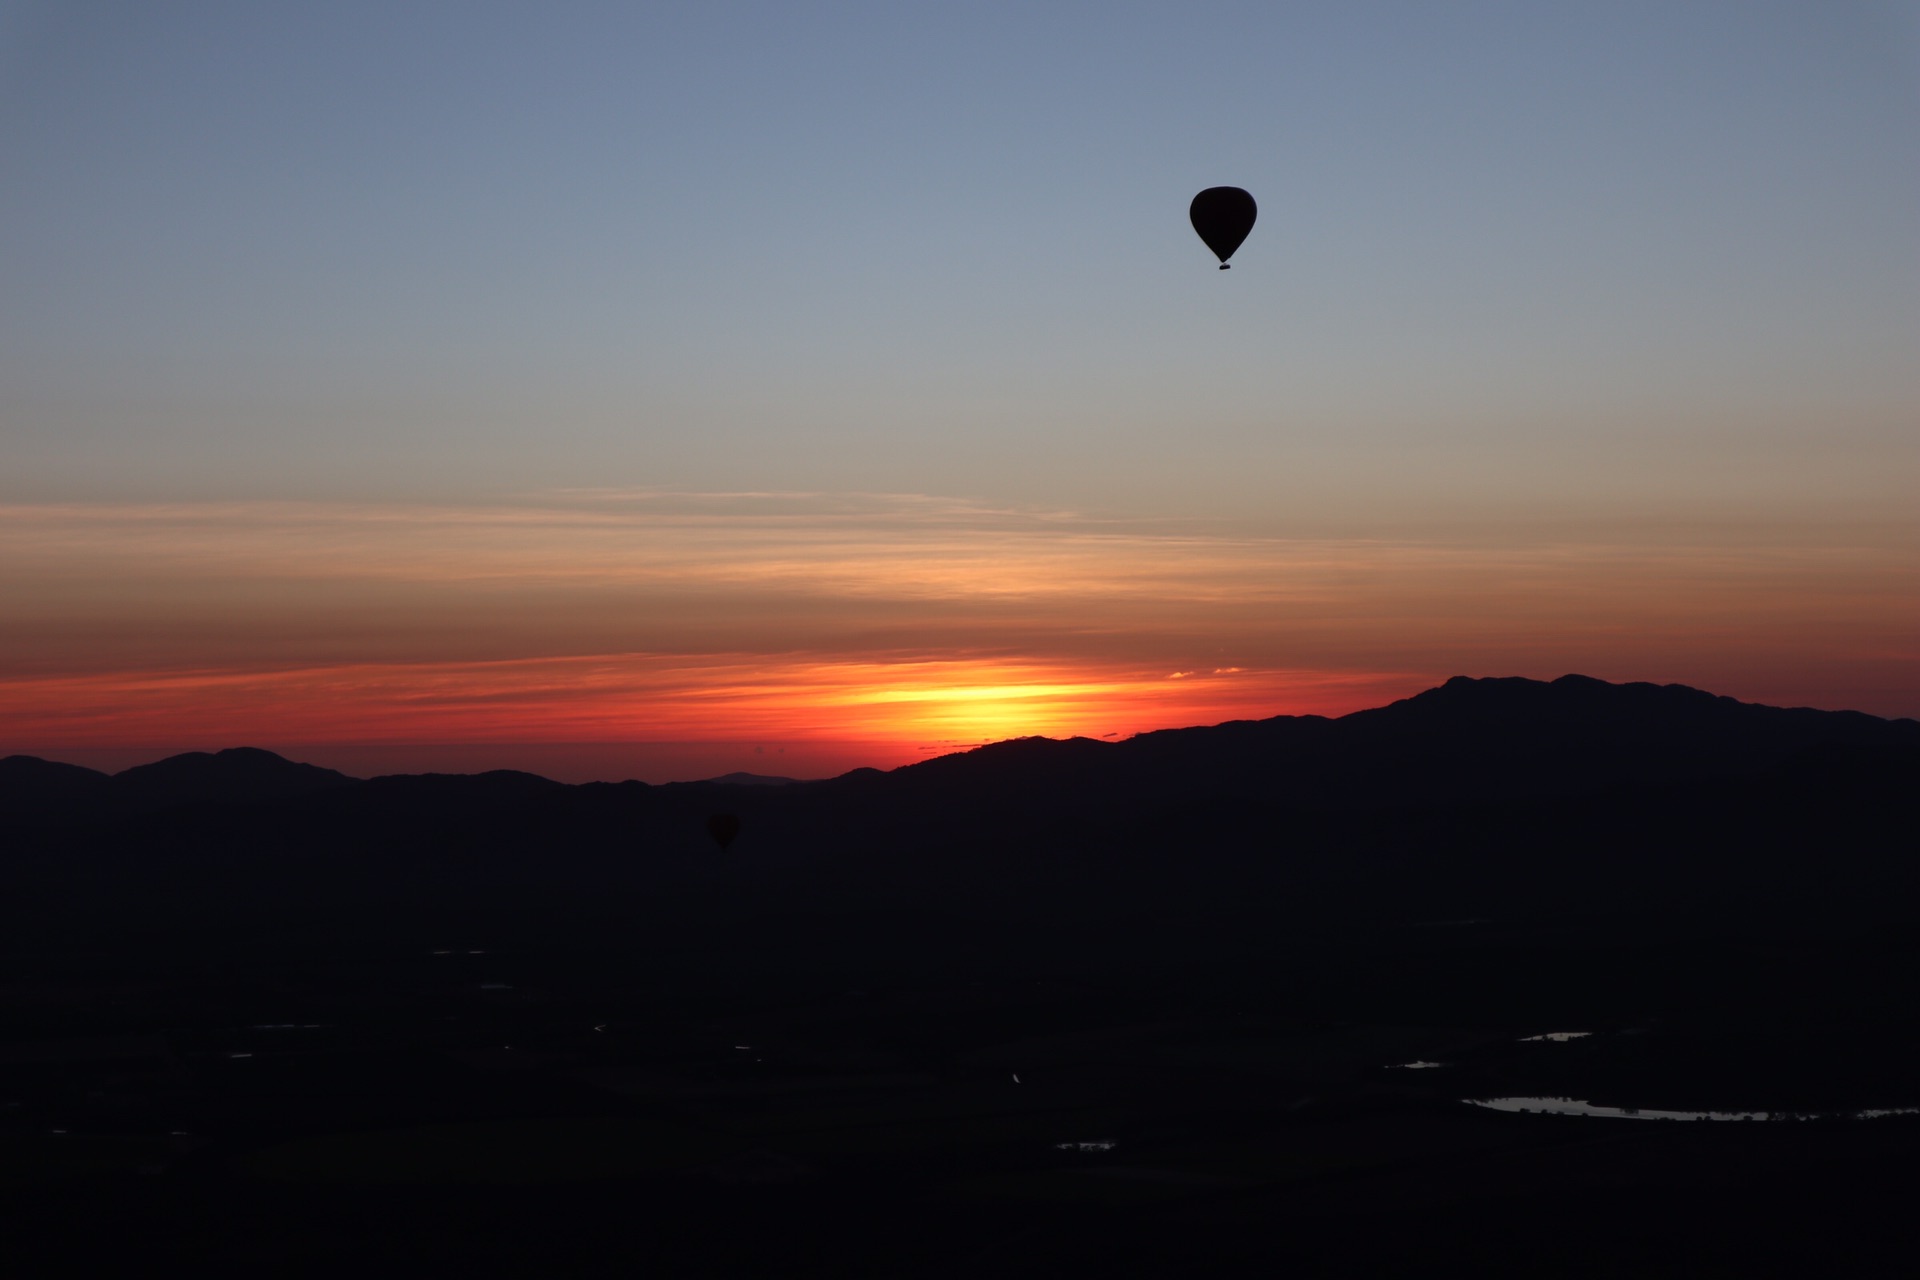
[4,494,1915,778]
[0,653,1413,768]
[774,661,1371,748]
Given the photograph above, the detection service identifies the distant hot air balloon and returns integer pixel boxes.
[1189,187,1256,269]
[706,813,741,852]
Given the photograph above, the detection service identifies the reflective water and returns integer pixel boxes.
[1518,1031,1591,1042]
[1468,1096,1920,1122]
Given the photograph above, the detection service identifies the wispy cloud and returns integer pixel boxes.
[0,654,1408,757]
[2,493,1915,772]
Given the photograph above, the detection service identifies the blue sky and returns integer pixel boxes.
[4,1,1914,518]
[2,3,1917,774]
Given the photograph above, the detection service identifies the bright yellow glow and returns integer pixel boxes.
[2,493,1915,778]
[0,654,1417,762]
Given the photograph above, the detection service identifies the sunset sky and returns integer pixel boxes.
[3,2,1916,779]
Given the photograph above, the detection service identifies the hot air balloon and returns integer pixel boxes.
[1190,187,1256,269]
[706,812,741,851]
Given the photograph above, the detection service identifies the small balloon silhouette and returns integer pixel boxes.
[1189,187,1257,269]
[706,813,741,851]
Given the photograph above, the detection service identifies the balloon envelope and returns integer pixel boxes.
[706,812,741,851]
[1189,187,1257,267]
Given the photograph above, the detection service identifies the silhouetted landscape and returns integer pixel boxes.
[4,675,1917,1275]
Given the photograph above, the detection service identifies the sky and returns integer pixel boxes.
[2,1,1916,780]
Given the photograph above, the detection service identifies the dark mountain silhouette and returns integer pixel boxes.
[1,674,1910,943]
[5,676,1908,826]
[108,746,357,808]
[0,754,111,814]
[3,675,1917,1276]
[1,746,357,820]
[0,744,111,794]
[863,673,1919,811]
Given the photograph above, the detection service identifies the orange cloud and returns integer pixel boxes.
[0,654,1420,761]
[2,493,1914,777]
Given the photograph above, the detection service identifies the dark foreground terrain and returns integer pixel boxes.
[3,675,1917,1276]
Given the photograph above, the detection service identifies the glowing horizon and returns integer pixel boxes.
[0,654,1430,779]
[4,492,1914,780]
[5,9,1916,781]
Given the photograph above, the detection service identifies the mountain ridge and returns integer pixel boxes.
[1,671,1914,983]
[3,674,1914,822]
[847,673,1919,813]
